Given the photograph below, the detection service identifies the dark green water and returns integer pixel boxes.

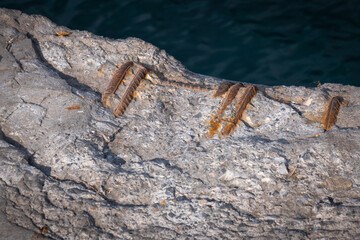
[1,0,359,86]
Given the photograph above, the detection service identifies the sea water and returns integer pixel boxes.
[1,0,359,87]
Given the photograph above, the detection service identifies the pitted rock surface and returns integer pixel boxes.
[1,8,360,239]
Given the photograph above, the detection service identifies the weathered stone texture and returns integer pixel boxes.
[0,8,359,239]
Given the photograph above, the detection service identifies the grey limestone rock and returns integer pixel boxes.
[0,8,359,239]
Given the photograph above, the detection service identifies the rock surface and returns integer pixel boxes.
[1,8,360,239]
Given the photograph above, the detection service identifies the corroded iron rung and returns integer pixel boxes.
[221,85,257,136]
[208,83,244,137]
[113,67,148,117]
[101,61,133,107]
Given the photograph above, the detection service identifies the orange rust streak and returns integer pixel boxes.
[97,66,105,77]
[78,179,105,198]
[66,105,81,110]
[208,119,222,138]
[55,31,71,36]
[159,79,213,91]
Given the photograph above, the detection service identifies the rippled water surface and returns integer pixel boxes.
[1,0,359,86]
